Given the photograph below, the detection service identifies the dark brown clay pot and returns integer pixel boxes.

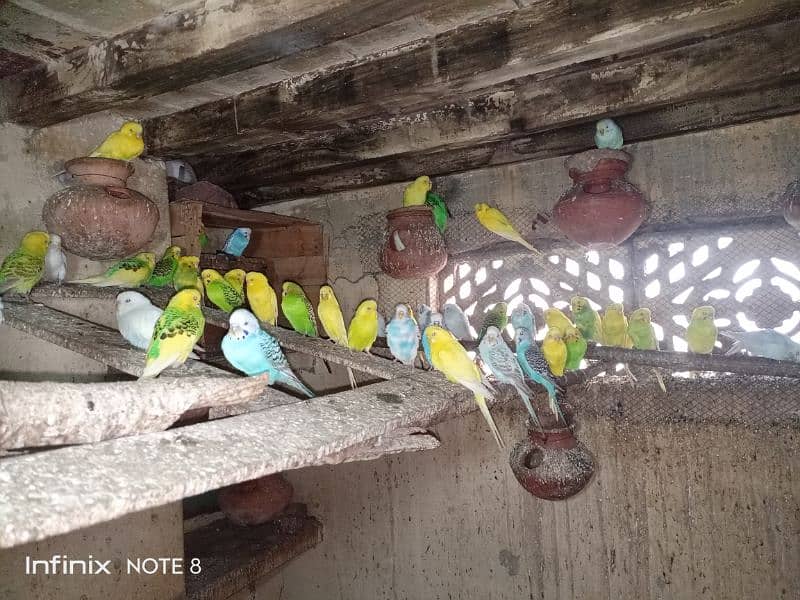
[509,411,595,501]
[553,149,646,250]
[218,474,294,526]
[379,206,447,279]
[781,179,800,232]
[64,157,134,187]
[43,185,159,260]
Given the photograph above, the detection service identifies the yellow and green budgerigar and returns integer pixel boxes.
[281,281,318,337]
[0,231,50,295]
[245,271,278,326]
[140,289,205,378]
[202,269,244,313]
[602,303,632,348]
[319,285,358,389]
[542,328,568,377]
[628,308,666,393]
[70,252,155,287]
[403,176,432,206]
[223,269,246,297]
[686,305,717,354]
[348,299,379,352]
[147,245,181,287]
[563,325,587,371]
[89,121,145,161]
[474,202,541,254]
[174,256,203,296]
[426,325,504,448]
[544,307,575,336]
[570,296,603,343]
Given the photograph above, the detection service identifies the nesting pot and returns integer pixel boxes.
[217,474,294,526]
[43,184,159,260]
[379,206,447,279]
[64,157,134,186]
[553,149,646,249]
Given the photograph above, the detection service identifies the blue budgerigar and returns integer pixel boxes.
[222,309,314,397]
[222,227,252,257]
[417,304,432,336]
[515,327,563,423]
[723,329,800,362]
[595,118,623,150]
[479,326,541,428]
[443,303,474,341]
[386,303,420,367]
[510,302,535,336]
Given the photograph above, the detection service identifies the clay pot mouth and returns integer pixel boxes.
[64,157,135,187]
[386,206,434,218]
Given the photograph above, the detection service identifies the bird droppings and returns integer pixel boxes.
[377,393,403,404]
[498,549,520,577]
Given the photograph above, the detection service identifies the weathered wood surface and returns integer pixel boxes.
[319,427,440,464]
[0,376,268,449]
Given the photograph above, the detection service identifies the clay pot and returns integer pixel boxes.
[509,409,595,501]
[64,157,134,187]
[379,206,447,279]
[218,474,294,526]
[43,185,159,260]
[781,179,800,232]
[553,149,646,249]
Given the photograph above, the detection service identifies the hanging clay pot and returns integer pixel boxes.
[43,184,159,260]
[64,157,135,187]
[217,474,294,526]
[509,407,595,501]
[553,149,646,249]
[379,206,447,279]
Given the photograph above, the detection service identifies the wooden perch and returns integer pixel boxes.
[318,428,440,465]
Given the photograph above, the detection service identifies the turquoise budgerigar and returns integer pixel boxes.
[386,303,419,367]
[595,118,624,149]
[422,312,443,366]
[443,303,474,341]
[515,327,563,423]
[510,302,535,336]
[479,325,541,428]
[222,227,252,257]
[723,329,800,362]
[222,309,314,397]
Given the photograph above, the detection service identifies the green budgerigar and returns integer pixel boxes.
[686,306,717,354]
[0,231,50,295]
[141,289,205,378]
[628,308,666,393]
[478,302,508,342]
[281,281,318,336]
[147,245,181,287]
[570,296,603,343]
[425,191,451,234]
[563,325,587,371]
[201,269,244,313]
[70,252,155,287]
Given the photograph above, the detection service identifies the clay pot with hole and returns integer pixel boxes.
[379,206,447,279]
[64,157,135,186]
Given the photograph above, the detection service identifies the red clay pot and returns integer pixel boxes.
[553,149,646,249]
[64,157,134,187]
[509,408,595,501]
[379,206,447,279]
[217,474,294,526]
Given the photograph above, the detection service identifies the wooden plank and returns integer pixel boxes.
[200,202,314,228]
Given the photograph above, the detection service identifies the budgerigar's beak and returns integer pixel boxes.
[230,325,244,338]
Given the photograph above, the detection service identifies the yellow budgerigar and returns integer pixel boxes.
[403,176,432,206]
[542,329,568,377]
[89,121,145,161]
[70,252,155,287]
[475,202,541,254]
[319,285,357,389]
[544,307,575,336]
[245,272,278,326]
[602,303,632,348]
[426,325,504,448]
[686,306,718,354]
[348,299,379,353]
[174,256,204,297]
[0,231,50,295]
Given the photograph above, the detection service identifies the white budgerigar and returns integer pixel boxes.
[115,291,163,351]
[43,233,67,283]
[443,303,475,341]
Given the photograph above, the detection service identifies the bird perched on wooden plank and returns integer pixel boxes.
[443,303,474,341]
[0,231,49,295]
[426,325,504,448]
[515,327,563,423]
[479,302,508,342]
[686,306,717,354]
[222,227,251,257]
[628,308,666,392]
[723,329,800,362]
[570,296,603,343]
[563,325,587,372]
[224,269,246,297]
[544,307,575,336]
[70,252,155,288]
[511,302,535,336]
[147,245,181,288]
[43,233,66,284]
[595,118,623,150]
[475,202,541,254]
[403,176,432,206]
[174,256,203,297]
[318,285,357,388]
[141,289,205,378]
[202,268,244,313]
[387,303,419,367]
[601,303,632,348]
[348,299,379,353]
[281,281,318,337]
[542,329,568,377]
[89,121,145,161]
[422,311,444,366]
[116,291,163,351]
[246,272,278,326]
[222,308,314,397]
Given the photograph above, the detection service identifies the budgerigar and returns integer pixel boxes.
[116,291,163,351]
[426,325,504,448]
[348,299,379,352]
[224,269,246,297]
[417,304,432,336]
[202,269,244,313]
[544,307,575,336]
[246,272,278,326]
[318,285,357,388]
[89,121,144,161]
[563,325,587,371]
[595,118,624,150]
[510,302,535,336]
[425,191,450,233]
[602,303,632,348]
[377,312,386,338]
[515,327,563,422]
[403,176,432,206]
[723,329,800,362]
[147,245,181,287]
[141,289,205,378]
[570,296,603,343]
[43,233,66,283]
[174,256,203,296]
[222,309,314,397]
[222,227,252,257]
[442,303,474,341]
[542,329,568,377]
[70,252,155,288]
[281,281,318,337]
[387,303,419,367]
[479,325,541,428]
[422,312,444,365]
[478,302,508,342]
[628,308,666,392]
[475,203,541,254]
[0,231,49,295]
[686,306,717,354]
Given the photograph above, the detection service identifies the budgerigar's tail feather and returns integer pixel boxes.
[347,366,358,390]
[653,368,666,394]
[475,396,505,449]
[513,384,542,430]
[511,234,542,256]
[140,356,176,379]
[725,341,744,356]
[0,279,16,295]
[278,370,315,398]
[68,275,111,286]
